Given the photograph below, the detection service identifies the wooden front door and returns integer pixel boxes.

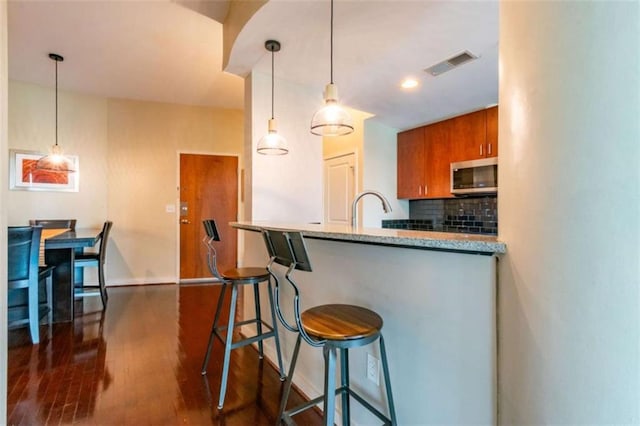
[179,154,238,280]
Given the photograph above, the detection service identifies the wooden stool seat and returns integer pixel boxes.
[221,267,269,283]
[301,304,383,341]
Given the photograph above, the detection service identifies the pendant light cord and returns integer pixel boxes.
[330,0,334,84]
[271,48,275,120]
[55,58,58,147]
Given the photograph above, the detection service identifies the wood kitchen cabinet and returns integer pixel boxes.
[450,106,499,161]
[424,120,452,198]
[397,105,499,200]
[450,110,488,161]
[485,105,498,157]
[397,127,425,199]
[397,122,452,199]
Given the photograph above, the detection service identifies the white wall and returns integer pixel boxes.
[499,2,640,424]
[247,71,323,223]
[8,81,108,227]
[362,119,408,228]
[106,99,243,285]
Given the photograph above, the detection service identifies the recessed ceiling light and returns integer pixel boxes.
[401,78,419,89]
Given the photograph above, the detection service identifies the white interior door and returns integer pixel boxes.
[324,153,356,225]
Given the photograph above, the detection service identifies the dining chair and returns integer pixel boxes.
[29,220,75,312]
[8,226,47,344]
[73,221,113,309]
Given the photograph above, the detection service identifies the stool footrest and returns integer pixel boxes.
[283,385,393,425]
[213,318,276,350]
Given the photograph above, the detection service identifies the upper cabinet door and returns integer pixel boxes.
[424,120,453,198]
[449,110,487,161]
[397,127,425,199]
[485,106,498,157]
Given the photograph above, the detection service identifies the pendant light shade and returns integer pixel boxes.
[36,53,76,172]
[257,40,288,155]
[310,0,354,137]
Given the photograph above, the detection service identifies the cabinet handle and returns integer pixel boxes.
[418,185,422,196]
[480,144,484,156]
[424,184,428,195]
[488,143,492,155]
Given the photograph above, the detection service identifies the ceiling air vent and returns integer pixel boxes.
[424,51,478,76]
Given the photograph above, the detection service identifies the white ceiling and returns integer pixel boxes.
[8,0,498,131]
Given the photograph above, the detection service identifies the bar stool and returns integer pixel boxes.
[200,219,285,409]
[262,229,397,426]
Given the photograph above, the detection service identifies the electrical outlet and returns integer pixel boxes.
[366,353,380,386]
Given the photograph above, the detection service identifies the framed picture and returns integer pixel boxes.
[9,149,79,192]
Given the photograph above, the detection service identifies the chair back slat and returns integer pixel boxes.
[262,229,313,272]
[8,226,42,283]
[203,219,221,241]
[286,232,313,272]
[202,220,222,279]
[29,219,76,230]
[98,221,113,264]
[263,229,294,268]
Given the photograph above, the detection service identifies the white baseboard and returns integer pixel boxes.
[105,277,177,287]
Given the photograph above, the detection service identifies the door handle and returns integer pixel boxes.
[180,219,191,224]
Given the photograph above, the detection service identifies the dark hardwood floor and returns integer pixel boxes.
[7,284,322,425]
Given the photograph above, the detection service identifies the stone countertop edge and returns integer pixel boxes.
[231,221,506,255]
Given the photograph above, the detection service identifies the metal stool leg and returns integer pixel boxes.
[253,282,264,358]
[323,345,337,426]
[379,335,397,425]
[267,279,286,379]
[279,334,302,424]
[201,283,228,374]
[340,348,350,426]
[217,282,239,409]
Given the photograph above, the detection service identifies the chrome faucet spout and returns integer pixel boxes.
[351,190,393,228]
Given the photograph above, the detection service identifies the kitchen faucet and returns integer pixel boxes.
[351,190,392,228]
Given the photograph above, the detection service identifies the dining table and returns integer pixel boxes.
[44,228,102,322]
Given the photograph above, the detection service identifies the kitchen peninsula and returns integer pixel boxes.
[234,221,505,424]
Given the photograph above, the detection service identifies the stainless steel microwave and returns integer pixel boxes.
[450,157,498,195]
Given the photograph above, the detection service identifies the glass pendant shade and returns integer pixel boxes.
[257,118,288,155]
[37,53,76,173]
[36,144,75,172]
[310,0,354,137]
[310,84,354,136]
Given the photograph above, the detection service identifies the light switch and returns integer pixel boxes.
[165,204,176,213]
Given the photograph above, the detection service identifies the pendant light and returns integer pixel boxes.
[36,53,76,172]
[310,0,354,137]
[257,40,288,155]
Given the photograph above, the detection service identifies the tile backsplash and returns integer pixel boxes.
[381,219,433,231]
[383,196,497,235]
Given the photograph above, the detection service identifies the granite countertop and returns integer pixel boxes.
[232,221,506,255]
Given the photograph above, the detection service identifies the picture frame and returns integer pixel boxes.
[9,149,79,192]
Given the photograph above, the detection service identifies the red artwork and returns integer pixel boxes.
[21,159,69,185]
